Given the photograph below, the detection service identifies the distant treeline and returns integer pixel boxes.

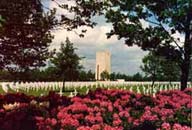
[0,69,186,82]
[0,69,95,82]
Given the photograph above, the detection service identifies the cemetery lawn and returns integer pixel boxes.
[0,83,179,97]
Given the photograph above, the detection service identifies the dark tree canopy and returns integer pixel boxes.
[0,0,57,81]
[56,0,192,88]
[100,0,192,90]
[0,0,103,81]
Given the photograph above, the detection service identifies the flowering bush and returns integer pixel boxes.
[0,93,33,108]
[0,92,71,130]
[0,89,191,130]
[35,88,192,130]
[36,91,71,113]
[0,103,48,130]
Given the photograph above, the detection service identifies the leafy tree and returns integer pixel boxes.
[79,70,95,81]
[132,72,144,81]
[110,72,116,81]
[141,52,162,86]
[160,58,181,82]
[141,52,180,86]
[100,70,110,81]
[0,0,57,81]
[101,0,192,90]
[79,71,87,81]
[29,67,59,81]
[50,38,82,90]
[116,73,127,80]
[57,0,104,34]
[0,0,103,81]
[87,70,95,81]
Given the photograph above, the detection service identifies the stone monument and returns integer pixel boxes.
[95,50,111,80]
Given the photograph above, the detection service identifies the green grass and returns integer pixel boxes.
[0,86,5,94]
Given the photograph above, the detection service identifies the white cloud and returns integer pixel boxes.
[139,19,149,29]
[48,0,75,18]
[50,25,119,50]
[171,31,185,46]
[125,18,149,29]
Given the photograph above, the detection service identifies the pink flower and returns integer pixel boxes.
[133,119,139,126]
[60,117,79,127]
[172,123,182,130]
[104,124,121,130]
[85,114,95,124]
[95,115,103,123]
[113,113,119,120]
[50,118,57,126]
[113,119,122,126]
[108,105,113,112]
[35,116,44,122]
[179,125,191,130]
[77,126,91,130]
[161,122,171,130]
[91,124,101,130]
[119,111,129,118]
[127,117,133,123]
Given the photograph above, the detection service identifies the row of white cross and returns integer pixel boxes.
[0,81,192,97]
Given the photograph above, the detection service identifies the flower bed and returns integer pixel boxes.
[0,88,191,130]
[0,92,71,130]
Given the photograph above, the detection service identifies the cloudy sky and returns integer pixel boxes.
[47,1,148,75]
[47,0,185,75]
[50,17,148,75]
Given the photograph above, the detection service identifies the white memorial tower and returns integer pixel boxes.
[95,50,111,80]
